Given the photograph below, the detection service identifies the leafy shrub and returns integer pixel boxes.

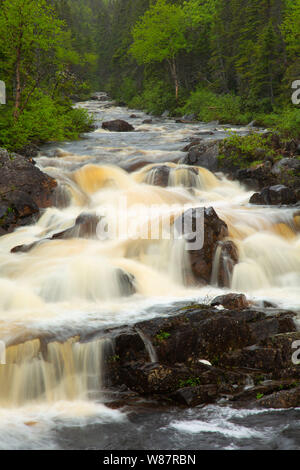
[256,107,300,139]
[0,91,94,151]
[179,88,252,124]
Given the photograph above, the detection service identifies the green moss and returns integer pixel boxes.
[256,393,264,400]
[108,355,120,363]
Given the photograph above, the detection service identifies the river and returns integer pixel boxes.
[0,94,299,450]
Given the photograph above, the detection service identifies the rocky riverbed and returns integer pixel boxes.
[0,92,299,450]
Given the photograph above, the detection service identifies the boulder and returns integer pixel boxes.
[142,119,153,124]
[145,165,170,187]
[52,212,100,239]
[102,120,134,132]
[106,304,297,407]
[211,293,249,310]
[250,185,297,206]
[181,139,202,153]
[175,207,229,284]
[0,148,57,235]
[258,386,300,409]
[180,141,219,171]
[117,269,137,297]
[271,157,300,175]
[11,212,101,253]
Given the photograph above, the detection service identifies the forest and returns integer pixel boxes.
[0,0,300,151]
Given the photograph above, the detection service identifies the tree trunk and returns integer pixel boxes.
[168,58,179,101]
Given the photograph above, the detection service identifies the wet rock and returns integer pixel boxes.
[17,144,40,158]
[117,269,137,297]
[121,159,151,173]
[220,328,298,373]
[216,240,239,287]
[211,293,249,310]
[0,148,57,235]
[236,166,277,191]
[11,212,101,253]
[102,120,134,132]
[175,207,228,284]
[181,139,202,153]
[171,384,219,407]
[106,304,298,407]
[142,119,153,124]
[258,386,300,408]
[180,141,219,171]
[129,114,138,119]
[53,212,101,239]
[250,185,297,206]
[146,165,170,187]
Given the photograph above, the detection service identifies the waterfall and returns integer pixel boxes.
[0,337,111,407]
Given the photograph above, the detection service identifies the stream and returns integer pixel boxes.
[0,94,299,450]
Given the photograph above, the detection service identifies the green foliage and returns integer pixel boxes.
[0,92,93,151]
[156,330,171,341]
[129,80,177,116]
[256,393,264,400]
[257,108,300,139]
[218,133,276,170]
[179,88,251,124]
[130,0,188,66]
[179,377,201,388]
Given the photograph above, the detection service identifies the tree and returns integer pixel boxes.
[129,0,188,100]
[0,0,78,119]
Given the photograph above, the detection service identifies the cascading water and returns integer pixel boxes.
[0,93,299,449]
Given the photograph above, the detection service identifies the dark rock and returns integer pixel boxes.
[271,157,300,175]
[102,120,134,132]
[171,384,219,407]
[142,119,153,124]
[181,140,202,153]
[11,212,101,253]
[117,269,137,297]
[175,207,228,284]
[145,165,170,187]
[258,386,300,408]
[0,148,57,235]
[105,304,298,408]
[121,159,152,173]
[129,114,138,119]
[250,185,297,206]
[211,293,249,310]
[236,165,277,191]
[180,141,219,171]
[17,144,40,159]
